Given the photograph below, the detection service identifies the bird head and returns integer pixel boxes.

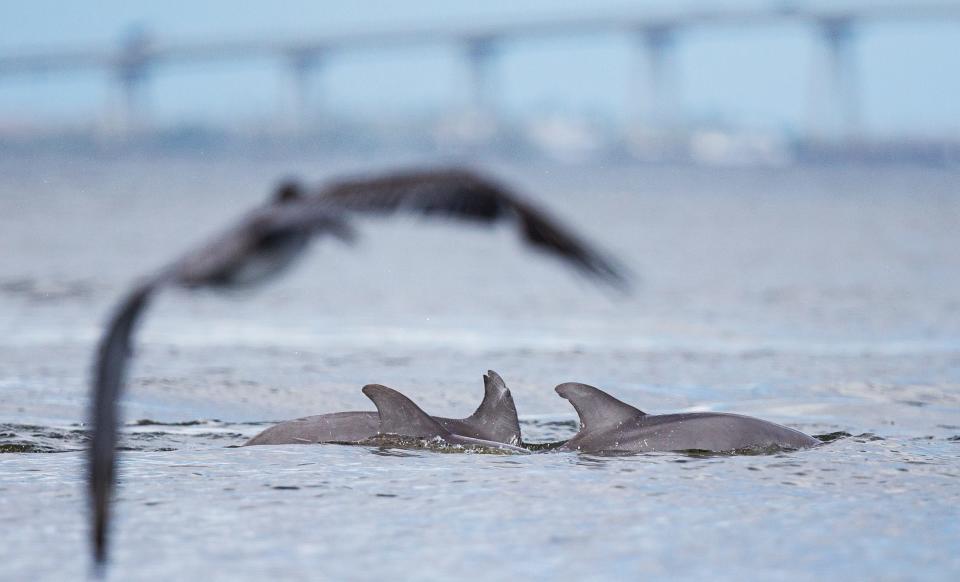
[273,180,304,204]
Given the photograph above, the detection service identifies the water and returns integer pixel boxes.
[1,155,959,580]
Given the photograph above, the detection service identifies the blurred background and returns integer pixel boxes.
[2,0,959,163]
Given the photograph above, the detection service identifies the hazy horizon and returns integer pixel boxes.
[1,0,959,138]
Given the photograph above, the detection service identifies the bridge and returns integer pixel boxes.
[1,2,959,140]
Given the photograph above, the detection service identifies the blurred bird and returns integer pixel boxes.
[88,167,629,567]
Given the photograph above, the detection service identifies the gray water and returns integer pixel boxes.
[1,156,959,581]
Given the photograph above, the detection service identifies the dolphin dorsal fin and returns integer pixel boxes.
[464,370,522,444]
[555,383,645,433]
[362,384,449,438]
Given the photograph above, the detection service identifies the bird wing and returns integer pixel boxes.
[309,168,630,288]
[89,278,161,565]
[88,205,354,565]
[165,205,355,286]
[171,214,270,286]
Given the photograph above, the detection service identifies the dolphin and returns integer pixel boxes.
[359,383,528,454]
[555,382,820,454]
[245,371,522,446]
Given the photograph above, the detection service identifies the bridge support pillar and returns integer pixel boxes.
[286,50,324,135]
[116,67,147,136]
[113,27,153,137]
[630,25,679,134]
[810,17,860,140]
[464,36,498,120]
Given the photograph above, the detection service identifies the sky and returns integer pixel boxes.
[1,0,959,137]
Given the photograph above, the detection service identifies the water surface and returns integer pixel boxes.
[1,157,959,580]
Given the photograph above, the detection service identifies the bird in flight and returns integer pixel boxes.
[88,167,629,567]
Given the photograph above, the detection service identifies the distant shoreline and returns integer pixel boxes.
[1,123,958,167]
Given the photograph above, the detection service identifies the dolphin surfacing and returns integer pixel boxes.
[361,383,528,454]
[244,411,381,445]
[555,382,820,454]
[244,371,522,446]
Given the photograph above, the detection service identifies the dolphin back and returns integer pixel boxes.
[247,371,523,447]
[244,411,380,445]
[556,382,820,453]
[451,370,522,445]
[555,382,645,434]
[362,384,451,438]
